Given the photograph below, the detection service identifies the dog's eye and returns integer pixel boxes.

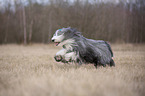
[57,31,63,36]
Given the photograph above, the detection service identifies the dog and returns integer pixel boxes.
[51,27,115,68]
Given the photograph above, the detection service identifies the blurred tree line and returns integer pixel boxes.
[0,0,145,44]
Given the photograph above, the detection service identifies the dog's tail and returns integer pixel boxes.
[110,59,115,66]
[104,41,115,66]
[104,41,113,57]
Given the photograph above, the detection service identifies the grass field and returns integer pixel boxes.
[0,44,145,96]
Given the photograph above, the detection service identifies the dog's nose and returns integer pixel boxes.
[51,39,55,42]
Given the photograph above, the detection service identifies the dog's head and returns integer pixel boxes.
[51,27,81,46]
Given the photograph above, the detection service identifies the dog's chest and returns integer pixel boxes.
[63,44,73,52]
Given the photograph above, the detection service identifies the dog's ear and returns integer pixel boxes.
[66,29,72,34]
[62,28,71,33]
[68,26,71,29]
[63,28,71,33]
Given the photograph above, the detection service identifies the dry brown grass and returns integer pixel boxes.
[0,44,145,96]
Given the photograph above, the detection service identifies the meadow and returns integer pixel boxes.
[0,44,145,96]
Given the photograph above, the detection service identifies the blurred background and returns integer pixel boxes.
[0,0,145,44]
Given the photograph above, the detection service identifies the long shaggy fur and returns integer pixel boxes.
[51,27,115,68]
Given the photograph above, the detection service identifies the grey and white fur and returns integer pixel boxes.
[51,27,115,68]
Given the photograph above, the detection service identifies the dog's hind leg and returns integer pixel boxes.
[94,58,107,68]
[94,58,100,68]
[94,63,98,68]
[110,59,115,67]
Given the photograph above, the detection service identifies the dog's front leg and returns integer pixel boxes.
[54,48,67,62]
[64,52,76,62]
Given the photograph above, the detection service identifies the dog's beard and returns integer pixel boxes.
[58,39,74,47]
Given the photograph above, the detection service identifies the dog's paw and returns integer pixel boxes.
[54,55,62,62]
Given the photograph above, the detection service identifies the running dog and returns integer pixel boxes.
[51,27,115,68]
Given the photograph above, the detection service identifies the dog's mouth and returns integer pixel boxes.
[55,42,60,46]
